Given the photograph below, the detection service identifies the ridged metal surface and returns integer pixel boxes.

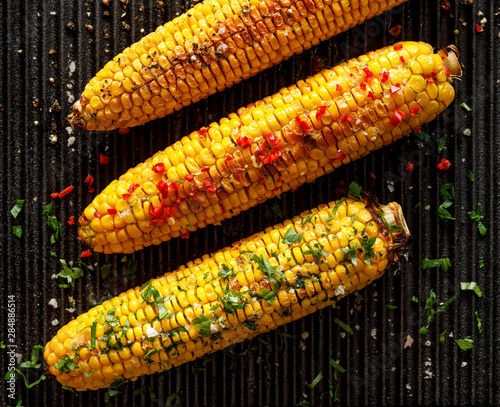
[1,0,499,406]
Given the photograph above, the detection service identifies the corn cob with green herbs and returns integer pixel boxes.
[47,196,410,391]
[69,0,409,131]
[78,42,459,254]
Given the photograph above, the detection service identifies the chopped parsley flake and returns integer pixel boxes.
[455,337,473,351]
[282,227,303,245]
[332,197,346,215]
[437,138,446,153]
[468,203,487,236]
[475,311,483,333]
[437,294,457,313]
[348,181,363,202]
[421,257,452,272]
[333,318,353,335]
[10,200,25,219]
[307,372,323,389]
[460,282,483,297]
[466,171,474,181]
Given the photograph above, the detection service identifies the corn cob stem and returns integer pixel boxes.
[78,42,457,254]
[69,0,409,131]
[46,197,410,391]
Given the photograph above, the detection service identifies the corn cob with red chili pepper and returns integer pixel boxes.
[69,0,409,131]
[78,42,460,254]
[46,196,410,391]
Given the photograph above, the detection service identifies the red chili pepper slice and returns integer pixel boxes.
[128,183,140,193]
[184,174,194,182]
[346,116,354,123]
[315,104,330,120]
[107,209,117,215]
[295,115,311,131]
[225,154,233,161]
[379,70,390,82]
[122,193,131,199]
[437,158,452,170]
[390,109,405,126]
[336,84,342,92]
[393,44,403,50]
[50,192,58,199]
[207,186,217,194]
[399,56,406,64]
[152,163,166,173]
[99,154,110,165]
[118,127,130,135]
[410,106,420,117]
[170,182,180,192]
[362,66,374,81]
[360,82,367,91]
[67,216,75,225]
[405,162,415,172]
[180,232,190,239]
[200,167,210,172]
[93,211,102,219]
[390,84,401,94]
[340,113,347,122]
[80,250,92,258]
[336,151,346,160]
[367,91,375,100]
[475,24,483,33]
[84,175,94,188]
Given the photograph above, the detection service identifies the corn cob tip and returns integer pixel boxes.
[440,45,462,77]
[78,223,96,247]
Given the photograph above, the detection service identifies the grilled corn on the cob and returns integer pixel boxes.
[78,42,459,254]
[46,197,410,391]
[69,0,409,131]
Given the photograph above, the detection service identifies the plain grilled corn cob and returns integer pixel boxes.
[78,42,460,254]
[46,197,410,391]
[69,0,409,131]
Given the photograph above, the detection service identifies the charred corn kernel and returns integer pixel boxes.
[70,0,409,131]
[79,42,457,254]
[49,198,410,390]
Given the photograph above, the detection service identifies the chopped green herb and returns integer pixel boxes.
[466,171,474,181]
[12,225,22,238]
[304,242,329,263]
[219,263,234,279]
[413,201,422,212]
[411,296,419,303]
[297,400,311,407]
[360,236,377,266]
[348,181,363,202]
[54,355,77,373]
[42,202,53,217]
[11,200,25,219]
[385,305,398,310]
[437,294,457,312]
[332,197,346,215]
[460,102,472,112]
[468,203,487,236]
[56,258,84,288]
[439,331,447,343]
[147,387,156,402]
[455,337,473,351]
[19,345,44,369]
[134,386,147,396]
[257,337,272,349]
[437,138,446,153]
[460,282,483,298]
[271,200,284,218]
[334,318,353,335]
[436,200,455,220]
[415,130,430,141]
[90,321,97,351]
[421,257,452,272]
[440,184,455,200]
[282,227,303,245]
[420,327,428,335]
[328,358,346,373]
[46,215,62,244]
[0,341,5,349]
[12,369,46,389]
[307,372,323,389]
[192,315,212,338]
[123,259,138,276]
[62,386,76,393]
[479,257,484,268]
[100,264,112,280]
[475,311,482,333]
[82,368,98,377]
[424,289,437,325]
[165,393,180,406]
